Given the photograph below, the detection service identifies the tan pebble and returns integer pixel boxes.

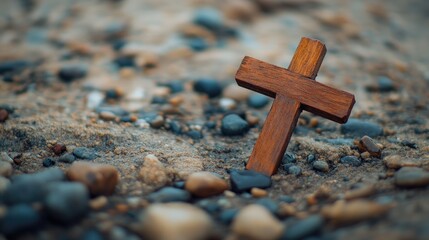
[383,155,402,169]
[224,0,259,22]
[169,95,184,107]
[358,136,381,158]
[90,196,108,210]
[185,172,229,197]
[99,111,117,121]
[139,154,171,188]
[136,52,159,68]
[140,203,213,240]
[119,67,135,79]
[250,187,267,198]
[67,162,119,196]
[322,200,391,225]
[309,118,318,128]
[344,185,376,200]
[246,112,259,126]
[153,87,171,97]
[360,151,371,160]
[180,24,216,43]
[421,146,429,153]
[149,115,164,128]
[224,190,236,198]
[232,204,283,240]
[116,203,129,213]
[168,157,203,179]
[0,161,12,177]
[278,203,296,217]
[223,84,251,101]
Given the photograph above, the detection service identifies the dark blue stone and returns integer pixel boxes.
[193,8,224,31]
[282,151,296,164]
[165,81,184,93]
[188,38,208,51]
[281,215,324,240]
[229,169,271,192]
[377,76,395,92]
[186,130,203,139]
[173,181,185,189]
[42,158,56,167]
[113,56,135,68]
[0,204,43,236]
[193,78,222,98]
[218,208,239,225]
[341,119,383,138]
[198,200,221,214]
[221,114,249,136]
[247,94,270,108]
[58,65,87,83]
[73,147,98,160]
[340,156,362,167]
[169,121,182,134]
[287,165,302,176]
[255,198,278,215]
[152,96,167,104]
[0,60,30,75]
[105,89,121,100]
[81,229,105,240]
[111,39,127,51]
[58,153,76,163]
[147,187,191,203]
[279,195,295,203]
[307,154,316,164]
[204,121,216,129]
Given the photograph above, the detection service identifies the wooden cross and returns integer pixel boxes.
[235,37,355,176]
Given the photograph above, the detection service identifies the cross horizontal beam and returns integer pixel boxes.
[236,56,355,123]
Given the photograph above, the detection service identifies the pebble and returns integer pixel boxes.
[255,198,279,215]
[282,215,324,240]
[186,130,203,139]
[0,204,42,236]
[44,182,89,224]
[73,147,98,160]
[113,56,135,68]
[231,204,283,240]
[140,203,213,240]
[58,153,76,163]
[358,136,381,157]
[366,76,395,92]
[223,84,250,101]
[282,151,296,164]
[147,187,191,203]
[219,208,239,225]
[307,154,316,164]
[0,176,10,192]
[0,109,8,122]
[0,152,13,163]
[58,65,87,83]
[287,165,302,176]
[96,106,128,116]
[322,200,391,225]
[279,195,295,203]
[251,187,268,198]
[187,37,208,51]
[0,161,12,177]
[0,60,30,75]
[67,162,119,196]
[89,196,108,210]
[344,185,376,200]
[219,98,237,110]
[185,172,229,197]
[99,111,117,121]
[169,121,182,134]
[139,154,171,188]
[313,160,329,172]
[193,8,224,32]
[148,115,165,129]
[164,81,184,93]
[340,156,362,167]
[247,93,270,108]
[193,78,222,98]
[394,167,429,188]
[341,119,383,138]
[221,114,249,136]
[229,169,272,192]
[87,91,104,109]
[52,143,67,155]
[42,158,56,167]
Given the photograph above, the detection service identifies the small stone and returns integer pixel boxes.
[0,60,30,75]
[139,154,171,188]
[44,182,89,224]
[58,65,87,83]
[67,162,119,196]
[0,176,10,192]
[185,172,229,197]
[247,93,269,108]
[340,156,362,167]
[0,161,12,177]
[188,37,208,51]
[219,98,236,110]
[169,95,184,107]
[223,84,250,101]
[193,8,224,32]
[341,119,383,138]
[73,147,98,160]
[231,204,283,240]
[344,185,376,200]
[394,167,429,188]
[366,76,395,92]
[230,169,271,192]
[358,136,381,157]
[113,56,135,68]
[169,121,182,134]
[255,198,279,215]
[186,130,203,139]
[0,204,42,236]
[282,215,324,240]
[221,114,249,136]
[99,111,117,121]
[282,151,296,164]
[307,154,316,164]
[193,78,222,98]
[322,200,391,225]
[313,161,329,172]
[89,196,108,210]
[42,158,56,167]
[147,187,191,203]
[0,109,8,123]
[251,187,268,198]
[224,0,259,22]
[0,152,13,163]
[148,115,165,129]
[287,165,302,176]
[219,208,239,225]
[245,112,259,126]
[279,195,295,203]
[140,203,213,240]
[164,81,184,93]
[58,153,76,163]
[87,91,104,109]
[52,143,67,156]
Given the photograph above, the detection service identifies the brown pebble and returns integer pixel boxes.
[383,155,420,169]
[67,162,119,196]
[358,136,381,158]
[52,143,67,156]
[250,187,268,198]
[90,196,108,210]
[322,200,391,225]
[309,118,319,128]
[169,95,184,107]
[0,109,8,123]
[278,203,296,217]
[185,172,229,197]
[99,111,117,121]
[344,185,376,200]
[139,154,171,188]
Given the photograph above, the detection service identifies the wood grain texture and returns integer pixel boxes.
[239,37,355,175]
[236,56,355,123]
[245,95,301,175]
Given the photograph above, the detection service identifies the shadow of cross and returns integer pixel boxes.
[235,37,356,176]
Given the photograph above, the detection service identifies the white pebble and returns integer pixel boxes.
[87,91,104,109]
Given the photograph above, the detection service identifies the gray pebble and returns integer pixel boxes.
[340,156,362,167]
[394,167,429,188]
[73,147,98,160]
[147,187,191,203]
[282,215,324,240]
[0,204,43,236]
[341,119,383,138]
[58,153,77,163]
[313,161,329,172]
[221,114,249,136]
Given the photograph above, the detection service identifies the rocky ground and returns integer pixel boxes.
[0,0,429,239]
